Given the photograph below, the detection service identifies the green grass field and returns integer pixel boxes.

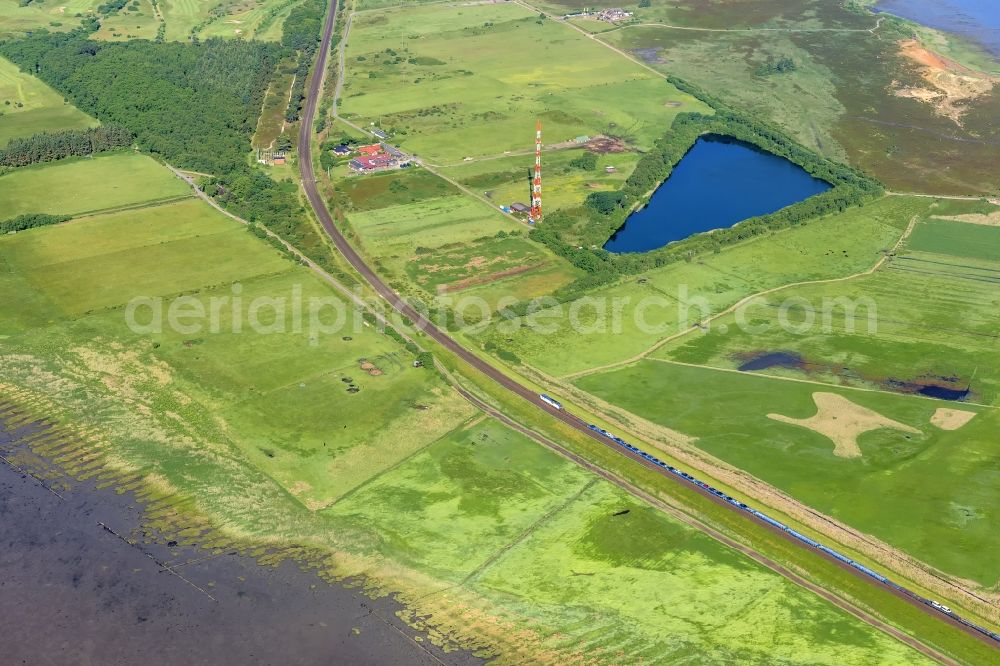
[323,418,931,664]
[0,152,191,217]
[440,148,642,213]
[346,192,513,259]
[0,55,98,146]
[657,203,1000,404]
[0,152,941,664]
[475,195,923,376]
[907,216,1000,262]
[574,359,1000,589]
[339,2,709,163]
[0,0,101,40]
[91,0,161,41]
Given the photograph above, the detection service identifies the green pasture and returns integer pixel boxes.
[405,234,549,294]
[339,2,708,163]
[475,195,922,376]
[475,479,926,664]
[657,209,1000,405]
[0,0,101,39]
[326,418,930,664]
[92,0,161,41]
[907,216,1000,262]
[346,193,513,259]
[340,166,458,212]
[199,0,301,40]
[0,198,287,320]
[0,152,190,217]
[0,56,97,146]
[575,359,1000,588]
[606,27,847,161]
[0,183,474,511]
[440,149,642,213]
[0,162,938,662]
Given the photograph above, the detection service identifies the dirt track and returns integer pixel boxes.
[298,1,999,659]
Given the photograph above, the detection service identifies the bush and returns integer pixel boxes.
[1,213,72,234]
[568,151,597,170]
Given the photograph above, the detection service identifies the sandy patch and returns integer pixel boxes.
[289,480,312,496]
[930,407,976,431]
[359,360,383,376]
[768,392,920,458]
[935,211,1000,227]
[895,39,996,125]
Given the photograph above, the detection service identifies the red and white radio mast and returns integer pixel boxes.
[530,119,542,221]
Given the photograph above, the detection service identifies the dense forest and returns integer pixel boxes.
[0,31,279,174]
[0,125,133,167]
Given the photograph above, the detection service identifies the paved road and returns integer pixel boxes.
[297,2,999,660]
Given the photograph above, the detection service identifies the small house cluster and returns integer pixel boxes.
[345,143,410,173]
[256,147,288,166]
[563,8,632,22]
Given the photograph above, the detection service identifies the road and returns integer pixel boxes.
[297,1,999,659]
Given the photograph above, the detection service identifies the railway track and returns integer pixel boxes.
[296,1,1000,659]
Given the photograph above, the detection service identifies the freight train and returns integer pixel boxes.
[542,393,1000,645]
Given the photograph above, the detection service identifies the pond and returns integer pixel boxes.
[603,135,832,254]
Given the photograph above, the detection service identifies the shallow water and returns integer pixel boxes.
[876,0,1000,57]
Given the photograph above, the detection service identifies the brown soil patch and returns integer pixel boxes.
[463,256,489,269]
[359,360,383,376]
[443,263,542,292]
[930,407,976,431]
[584,136,627,154]
[768,392,920,458]
[895,40,997,125]
[935,211,1000,227]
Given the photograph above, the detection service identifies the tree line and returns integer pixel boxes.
[0,213,72,234]
[0,125,133,167]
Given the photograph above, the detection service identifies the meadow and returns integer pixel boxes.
[657,202,1000,405]
[0,56,97,146]
[91,0,161,41]
[0,152,939,664]
[338,2,709,163]
[252,56,297,150]
[342,170,582,308]
[600,0,1000,195]
[0,0,100,40]
[574,359,1000,589]
[474,195,923,376]
[440,148,642,213]
[0,152,191,217]
[323,418,931,664]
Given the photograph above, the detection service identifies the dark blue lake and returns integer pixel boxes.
[876,0,1000,57]
[603,135,832,254]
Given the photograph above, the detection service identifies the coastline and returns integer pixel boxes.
[0,415,483,666]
